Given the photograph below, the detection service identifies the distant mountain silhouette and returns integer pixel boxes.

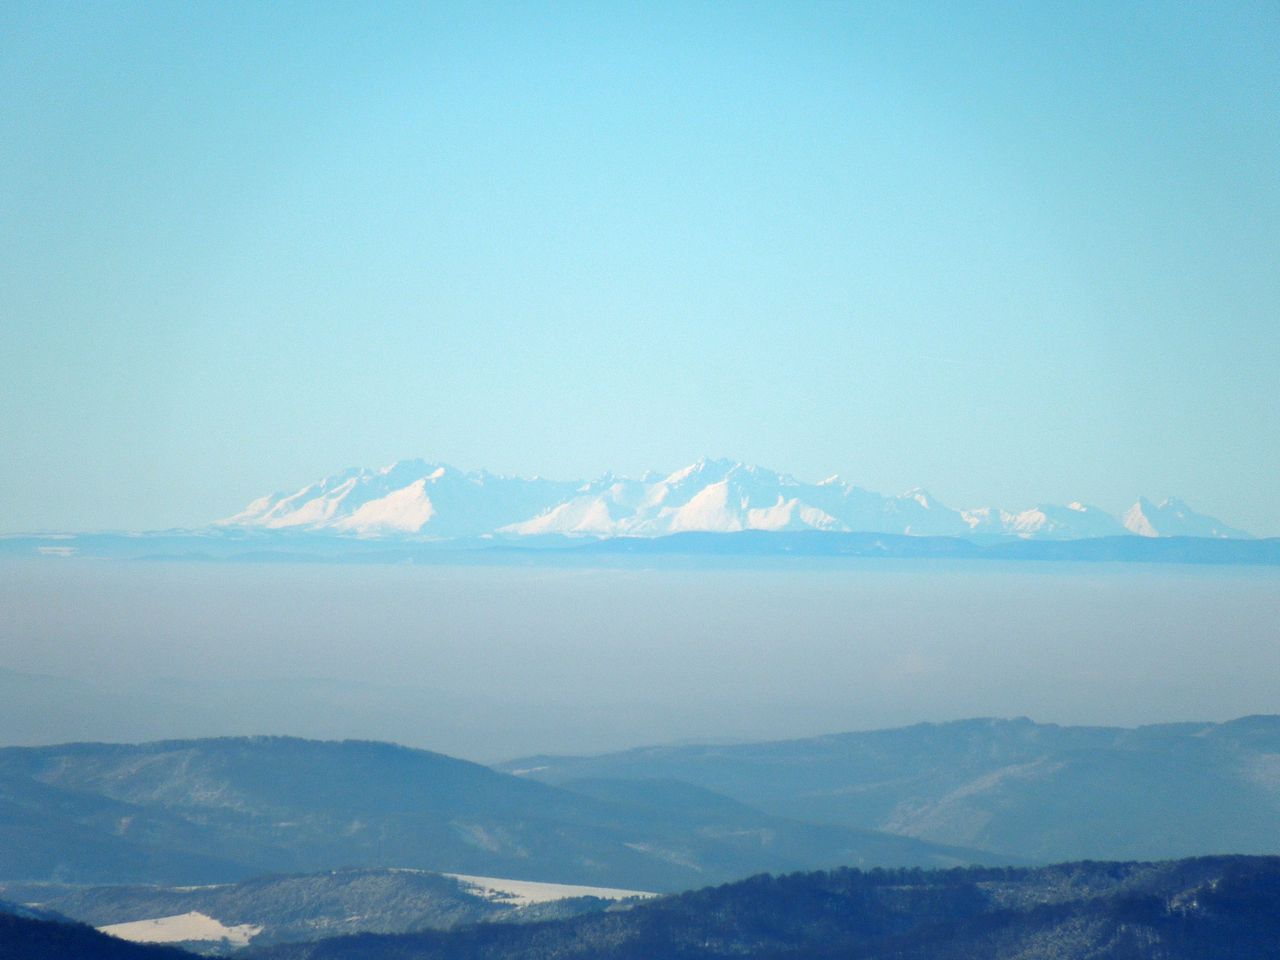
[0,737,1002,892]
[212,457,1257,540]
[501,715,1280,863]
[4,528,1276,565]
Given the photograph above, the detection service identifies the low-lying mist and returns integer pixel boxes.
[2,559,1276,762]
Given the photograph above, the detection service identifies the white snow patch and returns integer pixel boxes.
[36,546,77,557]
[99,911,261,946]
[502,498,618,536]
[444,874,657,906]
[1124,501,1160,537]
[333,478,436,534]
[666,481,743,533]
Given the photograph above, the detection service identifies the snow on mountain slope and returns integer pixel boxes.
[221,460,442,531]
[219,460,1255,541]
[633,460,835,535]
[882,489,970,536]
[1123,496,1255,539]
[508,460,845,536]
[503,475,651,536]
[220,460,578,538]
[960,501,1129,540]
[1020,501,1129,539]
[983,504,1126,542]
[333,477,436,534]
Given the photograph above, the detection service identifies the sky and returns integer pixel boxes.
[3,1,1278,534]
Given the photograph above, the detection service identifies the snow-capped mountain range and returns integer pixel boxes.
[218,459,1255,541]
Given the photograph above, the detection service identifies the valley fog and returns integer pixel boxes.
[1,559,1276,762]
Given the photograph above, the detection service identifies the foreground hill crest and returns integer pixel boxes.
[219,458,1254,540]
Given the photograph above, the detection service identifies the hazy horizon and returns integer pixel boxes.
[2,558,1275,762]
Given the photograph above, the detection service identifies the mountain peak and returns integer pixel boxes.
[664,457,741,484]
[901,487,939,508]
[1123,496,1252,540]
[216,461,1255,541]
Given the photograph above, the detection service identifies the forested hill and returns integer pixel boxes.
[503,715,1280,863]
[0,736,994,891]
[0,910,191,960]
[248,856,1280,960]
[3,857,1278,958]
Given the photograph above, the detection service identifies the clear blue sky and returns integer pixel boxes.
[4,1,1277,533]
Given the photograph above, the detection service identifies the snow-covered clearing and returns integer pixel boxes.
[99,911,261,946]
[444,873,657,906]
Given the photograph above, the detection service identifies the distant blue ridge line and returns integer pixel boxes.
[1,530,1277,566]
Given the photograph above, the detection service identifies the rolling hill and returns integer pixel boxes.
[0,737,1003,893]
[246,856,1280,960]
[500,715,1280,863]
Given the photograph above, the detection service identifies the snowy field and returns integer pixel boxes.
[99,910,261,946]
[445,873,657,905]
